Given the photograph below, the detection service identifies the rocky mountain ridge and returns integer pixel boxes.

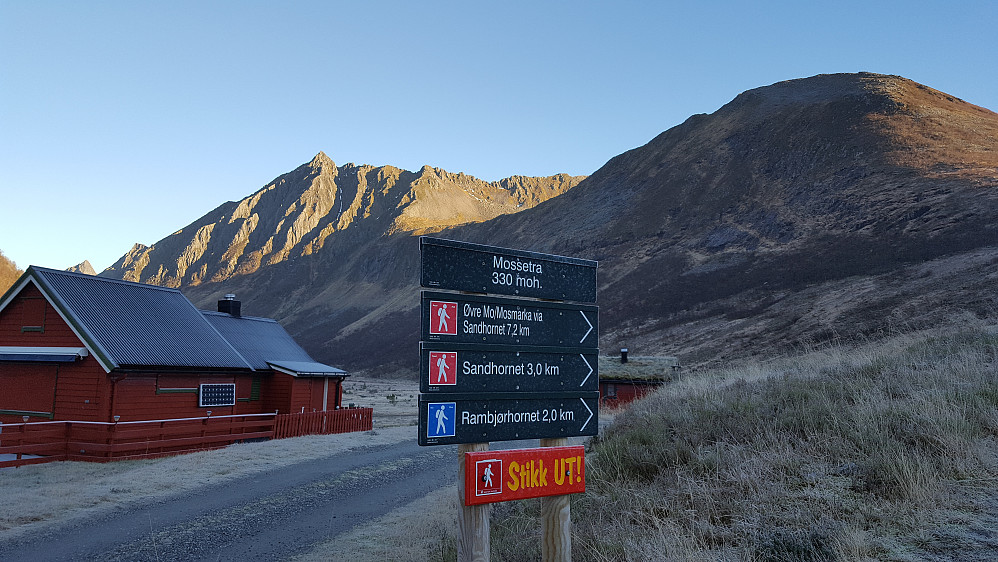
[102,153,583,288]
[103,73,998,373]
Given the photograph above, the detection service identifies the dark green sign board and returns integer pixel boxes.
[420,342,599,394]
[418,392,600,446]
[421,291,598,348]
[420,237,597,303]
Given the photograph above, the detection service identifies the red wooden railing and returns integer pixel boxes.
[273,408,373,439]
[0,408,373,468]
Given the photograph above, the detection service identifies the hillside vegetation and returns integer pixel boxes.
[0,251,22,296]
[484,323,998,561]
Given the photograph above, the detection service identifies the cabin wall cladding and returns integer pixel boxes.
[291,377,315,413]
[0,285,82,347]
[0,364,58,421]
[234,376,261,415]
[599,381,661,406]
[52,359,108,421]
[262,375,293,414]
[113,375,208,421]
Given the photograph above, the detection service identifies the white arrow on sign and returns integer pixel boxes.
[579,398,594,432]
[579,311,593,344]
[579,354,593,387]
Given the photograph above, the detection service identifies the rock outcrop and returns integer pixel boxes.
[66,260,96,275]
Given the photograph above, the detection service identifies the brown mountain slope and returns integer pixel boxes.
[442,72,998,365]
[138,73,997,373]
[0,250,22,296]
[101,153,583,288]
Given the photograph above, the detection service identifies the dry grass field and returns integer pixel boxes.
[481,322,998,561]
[340,377,420,428]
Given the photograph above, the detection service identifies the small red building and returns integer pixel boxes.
[0,267,348,424]
[598,355,680,407]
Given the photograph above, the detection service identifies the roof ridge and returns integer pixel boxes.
[200,310,278,323]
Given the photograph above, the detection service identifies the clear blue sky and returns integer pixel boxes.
[2,1,996,272]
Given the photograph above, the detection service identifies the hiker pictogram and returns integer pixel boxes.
[429,301,458,335]
[475,459,502,496]
[427,402,456,438]
[429,351,457,385]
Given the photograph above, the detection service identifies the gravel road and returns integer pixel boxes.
[0,439,455,561]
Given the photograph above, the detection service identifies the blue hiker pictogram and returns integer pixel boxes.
[427,402,456,438]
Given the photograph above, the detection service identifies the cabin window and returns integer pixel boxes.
[21,297,46,332]
[605,383,617,398]
[199,383,236,407]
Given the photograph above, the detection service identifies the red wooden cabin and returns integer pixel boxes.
[599,378,665,405]
[598,355,680,407]
[0,267,348,424]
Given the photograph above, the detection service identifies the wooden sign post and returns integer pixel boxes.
[459,442,490,561]
[540,438,571,562]
[418,237,598,562]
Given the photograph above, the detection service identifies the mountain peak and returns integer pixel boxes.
[66,260,96,275]
[308,151,335,170]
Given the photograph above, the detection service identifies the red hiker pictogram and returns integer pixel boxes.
[429,351,457,385]
[429,301,458,335]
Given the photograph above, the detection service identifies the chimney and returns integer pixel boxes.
[620,348,629,363]
[218,293,241,317]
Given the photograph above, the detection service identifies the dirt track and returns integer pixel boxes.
[0,438,453,561]
[0,377,605,560]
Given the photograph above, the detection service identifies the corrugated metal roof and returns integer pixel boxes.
[268,360,347,376]
[202,311,344,375]
[31,267,252,371]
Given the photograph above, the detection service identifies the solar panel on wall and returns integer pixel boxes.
[199,383,236,407]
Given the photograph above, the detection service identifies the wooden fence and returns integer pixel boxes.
[0,408,373,469]
[273,408,373,439]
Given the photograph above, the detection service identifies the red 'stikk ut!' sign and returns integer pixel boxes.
[464,446,586,506]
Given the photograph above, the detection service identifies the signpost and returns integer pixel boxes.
[464,445,586,506]
[417,237,598,562]
[420,237,597,303]
[418,392,599,446]
[420,343,598,394]
[421,291,598,348]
